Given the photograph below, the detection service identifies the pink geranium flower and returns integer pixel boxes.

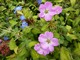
[39,2,62,21]
[38,31,59,52]
[34,43,49,56]
[34,31,59,55]
[39,2,55,21]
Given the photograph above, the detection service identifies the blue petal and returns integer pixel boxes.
[36,0,42,5]
[21,21,28,28]
[14,6,22,13]
[20,15,26,20]
[3,36,9,41]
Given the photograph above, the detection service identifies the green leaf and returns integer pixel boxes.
[32,28,40,34]
[14,47,18,54]
[70,0,76,6]
[60,47,73,60]
[74,43,80,56]
[22,8,33,19]
[0,6,6,11]
[17,11,23,15]
[9,20,18,27]
[42,0,46,2]
[22,26,32,34]
[67,33,77,40]
[54,32,60,38]
[73,16,80,27]
[31,49,40,60]
[54,0,63,2]
[63,7,74,12]
[66,25,71,32]
[41,24,48,31]
[28,41,38,48]
[9,39,17,50]
[18,48,27,57]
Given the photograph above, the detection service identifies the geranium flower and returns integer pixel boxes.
[34,43,49,56]
[20,15,26,21]
[39,2,62,21]
[14,6,22,13]
[36,0,42,5]
[39,2,55,21]
[38,31,59,52]
[21,21,28,28]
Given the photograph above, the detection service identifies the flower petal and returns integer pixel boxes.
[45,2,53,9]
[52,38,59,46]
[39,12,45,18]
[44,31,53,39]
[34,43,40,51]
[41,42,49,49]
[52,5,62,14]
[44,14,52,21]
[38,34,47,43]
[49,46,54,52]
[39,4,45,12]
[37,49,43,55]
[48,11,56,16]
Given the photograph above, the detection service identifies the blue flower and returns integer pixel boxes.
[14,6,22,13]
[3,36,9,41]
[20,15,26,20]
[21,21,28,28]
[36,0,42,5]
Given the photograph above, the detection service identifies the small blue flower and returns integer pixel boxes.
[14,6,22,13]
[3,36,9,41]
[21,21,28,28]
[20,15,26,20]
[36,0,42,5]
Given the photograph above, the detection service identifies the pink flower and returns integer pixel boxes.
[39,2,55,21]
[52,5,62,14]
[38,31,59,52]
[34,31,59,55]
[38,2,62,21]
[34,43,49,56]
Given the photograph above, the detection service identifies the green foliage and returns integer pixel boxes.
[0,0,80,60]
[60,47,73,60]
[31,49,40,60]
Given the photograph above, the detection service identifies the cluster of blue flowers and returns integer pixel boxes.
[14,6,28,29]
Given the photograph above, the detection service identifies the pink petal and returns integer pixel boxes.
[39,4,46,12]
[44,31,53,39]
[41,42,49,49]
[49,46,54,52]
[44,14,52,21]
[34,43,41,51]
[43,49,50,56]
[38,34,47,43]
[48,11,56,16]
[52,6,62,14]
[39,13,45,18]
[37,49,43,55]
[52,38,59,46]
[45,2,53,9]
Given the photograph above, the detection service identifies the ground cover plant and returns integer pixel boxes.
[0,0,80,60]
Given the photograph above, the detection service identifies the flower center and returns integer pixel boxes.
[44,10,49,14]
[46,39,51,44]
